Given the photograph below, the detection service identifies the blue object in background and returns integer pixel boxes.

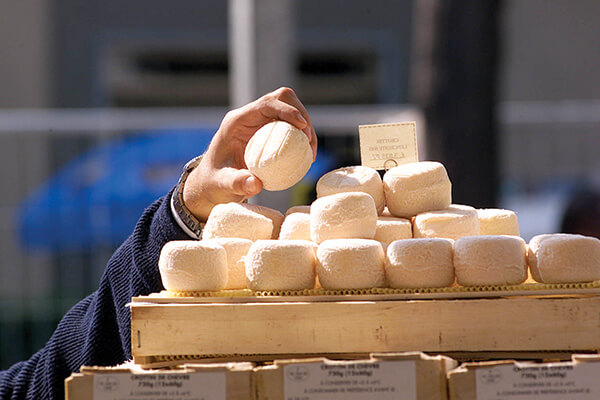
[18,128,335,252]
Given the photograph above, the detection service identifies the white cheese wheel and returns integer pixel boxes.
[245,240,316,290]
[316,165,385,214]
[158,240,227,291]
[383,161,452,218]
[386,238,454,288]
[243,203,284,239]
[413,204,480,240]
[213,238,253,289]
[374,216,412,245]
[477,208,520,236]
[454,235,527,286]
[316,239,385,289]
[278,212,311,241]
[244,121,313,191]
[202,202,273,241]
[285,205,311,216]
[528,233,600,283]
[310,192,378,244]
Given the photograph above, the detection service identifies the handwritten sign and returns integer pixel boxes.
[358,122,418,170]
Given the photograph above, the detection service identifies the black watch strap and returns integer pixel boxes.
[170,155,205,239]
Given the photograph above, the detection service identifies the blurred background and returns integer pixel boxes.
[0,0,599,368]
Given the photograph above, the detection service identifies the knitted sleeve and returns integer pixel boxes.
[0,189,188,400]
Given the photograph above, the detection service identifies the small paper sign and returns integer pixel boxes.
[358,122,418,170]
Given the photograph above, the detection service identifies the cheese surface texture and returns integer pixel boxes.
[202,202,273,241]
[158,240,227,291]
[310,192,378,243]
[213,238,253,289]
[528,233,600,283]
[454,235,527,286]
[477,208,520,236]
[383,161,452,218]
[316,239,385,289]
[244,121,313,191]
[278,212,311,241]
[374,216,412,245]
[316,165,385,214]
[413,204,480,240]
[243,203,284,239]
[386,238,454,288]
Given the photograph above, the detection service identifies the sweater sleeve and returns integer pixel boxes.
[0,189,189,400]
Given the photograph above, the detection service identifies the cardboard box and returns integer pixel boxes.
[448,354,600,399]
[255,352,457,400]
[65,361,255,400]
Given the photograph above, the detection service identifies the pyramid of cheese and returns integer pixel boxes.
[202,202,273,241]
[244,121,313,191]
[413,204,480,240]
[159,240,227,291]
[213,238,253,289]
[310,192,377,244]
[316,239,385,289]
[386,238,454,288]
[477,208,520,236]
[243,203,284,239]
[454,235,527,286]
[316,165,385,214]
[374,216,412,245]
[528,233,600,283]
[245,240,316,290]
[383,161,451,218]
[279,212,311,241]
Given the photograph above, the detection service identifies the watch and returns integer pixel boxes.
[170,155,205,239]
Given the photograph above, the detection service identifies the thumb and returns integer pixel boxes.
[219,168,263,197]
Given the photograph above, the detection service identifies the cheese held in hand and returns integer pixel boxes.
[244,121,313,191]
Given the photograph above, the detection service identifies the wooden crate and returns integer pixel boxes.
[131,295,600,365]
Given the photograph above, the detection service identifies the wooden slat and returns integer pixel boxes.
[131,296,600,358]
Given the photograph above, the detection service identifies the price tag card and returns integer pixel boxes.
[358,122,418,170]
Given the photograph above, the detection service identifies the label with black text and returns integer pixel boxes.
[358,122,418,170]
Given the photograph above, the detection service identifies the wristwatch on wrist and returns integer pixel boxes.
[170,155,205,239]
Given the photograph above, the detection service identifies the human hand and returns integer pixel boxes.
[183,87,317,221]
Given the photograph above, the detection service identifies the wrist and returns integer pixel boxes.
[171,155,206,239]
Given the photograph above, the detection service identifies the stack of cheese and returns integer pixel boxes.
[159,160,600,292]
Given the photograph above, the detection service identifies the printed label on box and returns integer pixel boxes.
[283,360,416,400]
[476,362,600,399]
[358,122,418,170]
[93,372,226,400]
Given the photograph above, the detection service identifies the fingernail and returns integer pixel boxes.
[245,176,260,194]
[296,113,307,125]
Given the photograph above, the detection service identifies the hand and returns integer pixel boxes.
[183,87,318,221]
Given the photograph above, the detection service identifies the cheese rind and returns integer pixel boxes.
[158,240,227,291]
[374,216,412,245]
[477,208,520,236]
[454,235,527,286]
[386,238,454,288]
[243,203,284,239]
[310,192,378,244]
[316,165,385,214]
[413,204,480,240]
[213,238,253,289]
[383,161,452,218]
[278,212,311,241]
[244,121,313,191]
[245,240,316,290]
[528,233,600,283]
[202,202,273,241]
[316,239,385,289]
[285,205,310,216]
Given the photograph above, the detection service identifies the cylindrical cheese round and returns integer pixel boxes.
[528,233,600,283]
[159,240,227,291]
[316,165,385,215]
[316,239,385,289]
[386,238,454,288]
[477,208,520,236]
[202,202,273,241]
[383,161,452,218]
[244,203,284,239]
[245,240,316,290]
[278,212,311,241]
[454,235,527,286]
[374,216,412,245]
[413,204,480,240]
[213,238,253,289]
[285,205,311,216]
[310,192,378,244]
[244,121,313,191]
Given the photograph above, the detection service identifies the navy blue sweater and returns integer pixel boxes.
[0,191,187,399]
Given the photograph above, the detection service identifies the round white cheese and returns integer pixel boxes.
[202,202,273,241]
